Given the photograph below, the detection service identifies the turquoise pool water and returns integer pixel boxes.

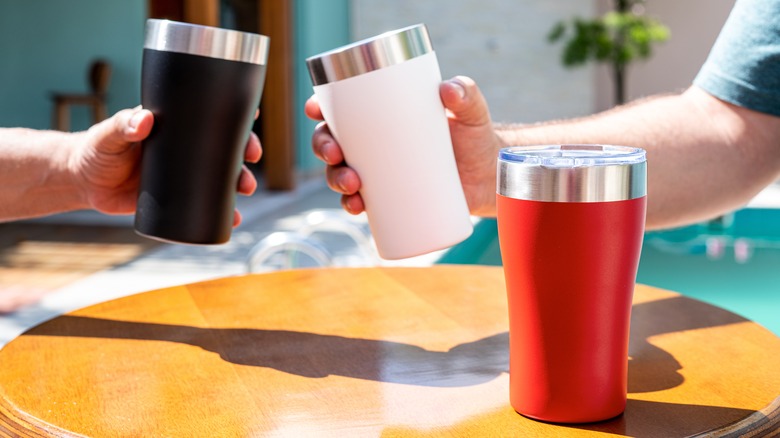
[438,209,780,336]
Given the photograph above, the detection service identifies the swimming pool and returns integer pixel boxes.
[438,208,780,336]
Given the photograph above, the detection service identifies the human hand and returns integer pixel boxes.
[305,75,502,217]
[69,108,262,226]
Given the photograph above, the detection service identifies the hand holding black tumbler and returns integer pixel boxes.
[135,19,269,244]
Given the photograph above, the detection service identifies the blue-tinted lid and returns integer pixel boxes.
[499,144,646,168]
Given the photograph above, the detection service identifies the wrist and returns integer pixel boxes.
[52,130,91,211]
[0,128,90,221]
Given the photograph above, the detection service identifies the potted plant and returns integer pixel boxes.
[548,0,670,105]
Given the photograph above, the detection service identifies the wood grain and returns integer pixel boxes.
[0,266,777,437]
[259,0,295,191]
[182,0,218,26]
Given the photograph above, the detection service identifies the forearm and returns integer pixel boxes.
[495,86,780,230]
[0,128,87,221]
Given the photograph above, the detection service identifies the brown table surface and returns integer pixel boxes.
[0,266,778,437]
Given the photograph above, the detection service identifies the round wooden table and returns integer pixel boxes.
[0,266,778,437]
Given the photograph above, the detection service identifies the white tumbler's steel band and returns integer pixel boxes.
[144,19,270,65]
[497,145,647,203]
[307,24,433,86]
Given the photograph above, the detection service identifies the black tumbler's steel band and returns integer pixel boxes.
[306,24,433,86]
[144,19,269,65]
[497,145,647,203]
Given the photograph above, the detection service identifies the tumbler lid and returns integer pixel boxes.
[497,145,647,202]
[144,19,270,65]
[306,24,433,86]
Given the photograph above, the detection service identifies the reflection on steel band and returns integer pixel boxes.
[144,19,270,65]
[307,24,433,86]
[498,161,647,202]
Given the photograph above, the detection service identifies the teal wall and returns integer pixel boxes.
[0,0,146,131]
[0,0,349,170]
[294,0,350,171]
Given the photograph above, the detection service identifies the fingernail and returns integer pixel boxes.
[341,195,353,213]
[322,141,337,164]
[129,110,144,130]
[450,80,466,99]
[337,176,348,192]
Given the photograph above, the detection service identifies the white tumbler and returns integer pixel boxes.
[306,24,473,260]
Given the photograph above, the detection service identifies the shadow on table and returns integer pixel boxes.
[29,315,508,387]
[558,399,757,437]
[627,294,748,393]
[26,295,745,392]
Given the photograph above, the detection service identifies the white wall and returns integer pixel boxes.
[350,0,596,124]
[351,0,737,123]
[595,0,735,110]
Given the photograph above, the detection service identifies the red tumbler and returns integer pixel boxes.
[496,145,647,423]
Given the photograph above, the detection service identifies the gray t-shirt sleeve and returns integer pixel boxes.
[693,0,780,117]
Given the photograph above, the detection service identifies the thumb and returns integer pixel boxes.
[89,108,154,154]
[440,75,492,127]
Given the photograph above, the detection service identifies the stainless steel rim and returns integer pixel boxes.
[306,24,432,86]
[144,19,270,65]
[497,145,647,202]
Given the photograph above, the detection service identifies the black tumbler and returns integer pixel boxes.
[135,19,269,244]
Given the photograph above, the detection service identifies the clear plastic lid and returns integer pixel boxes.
[499,144,646,168]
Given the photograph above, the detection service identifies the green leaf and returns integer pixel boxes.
[546,6,669,70]
[547,21,566,42]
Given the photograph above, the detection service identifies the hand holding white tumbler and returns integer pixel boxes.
[306,24,473,260]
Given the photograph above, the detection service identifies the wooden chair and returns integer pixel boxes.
[51,60,112,131]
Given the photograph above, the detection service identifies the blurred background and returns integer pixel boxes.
[0,0,735,190]
[4,1,779,338]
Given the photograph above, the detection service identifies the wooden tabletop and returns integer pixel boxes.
[0,266,778,437]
